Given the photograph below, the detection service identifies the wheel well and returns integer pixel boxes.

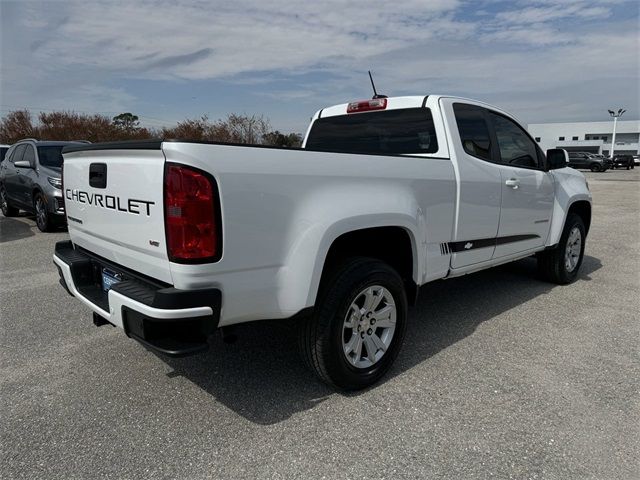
[319,226,418,305]
[32,187,44,202]
[568,201,591,235]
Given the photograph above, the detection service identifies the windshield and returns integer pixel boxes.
[305,107,439,155]
[37,146,64,168]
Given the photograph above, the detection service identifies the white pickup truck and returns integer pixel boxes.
[54,95,591,390]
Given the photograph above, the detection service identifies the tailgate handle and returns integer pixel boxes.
[89,163,107,189]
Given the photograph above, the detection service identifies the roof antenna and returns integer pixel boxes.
[368,70,387,99]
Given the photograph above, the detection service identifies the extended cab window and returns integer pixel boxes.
[305,108,438,155]
[488,112,540,169]
[453,103,492,161]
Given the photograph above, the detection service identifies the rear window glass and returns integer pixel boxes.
[305,108,438,155]
[37,146,64,168]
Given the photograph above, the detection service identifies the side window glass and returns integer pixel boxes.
[12,145,27,164]
[22,146,36,166]
[489,112,539,168]
[453,103,492,161]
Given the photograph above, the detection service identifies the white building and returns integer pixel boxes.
[528,120,640,156]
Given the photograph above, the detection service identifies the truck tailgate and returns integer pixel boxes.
[62,145,172,284]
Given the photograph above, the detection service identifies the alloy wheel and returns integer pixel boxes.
[0,188,7,215]
[342,285,397,369]
[35,196,47,230]
[564,226,582,273]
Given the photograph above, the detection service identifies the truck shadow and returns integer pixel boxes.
[0,215,36,243]
[155,254,602,425]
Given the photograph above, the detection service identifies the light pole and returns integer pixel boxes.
[608,108,626,158]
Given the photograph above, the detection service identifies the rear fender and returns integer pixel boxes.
[276,184,423,310]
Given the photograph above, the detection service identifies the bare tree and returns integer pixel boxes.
[0,109,299,147]
[161,115,212,141]
[0,110,37,143]
[262,130,303,148]
[162,113,272,144]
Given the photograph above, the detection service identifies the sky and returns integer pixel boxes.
[1,0,639,133]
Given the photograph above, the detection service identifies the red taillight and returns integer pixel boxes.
[164,164,221,263]
[346,98,387,114]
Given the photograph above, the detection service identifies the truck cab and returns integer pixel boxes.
[304,95,587,274]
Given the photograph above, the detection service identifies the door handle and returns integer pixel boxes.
[505,178,520,189]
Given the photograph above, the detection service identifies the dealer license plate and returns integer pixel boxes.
[101,268,122,292]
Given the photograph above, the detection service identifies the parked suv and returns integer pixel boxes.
[0,144,10,162]
[567,151,611,172]
[612,154,634,170]
[0,139,89,231]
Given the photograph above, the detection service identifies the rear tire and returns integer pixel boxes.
[34,193,54,232]
[0,186,19,217]
[299,257,408,391]
[537,213,586,284]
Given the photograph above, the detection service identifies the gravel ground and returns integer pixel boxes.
[1,168,639,479]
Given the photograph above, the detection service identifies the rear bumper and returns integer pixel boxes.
[53,241,221,356]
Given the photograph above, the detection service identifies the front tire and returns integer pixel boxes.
[590,164,601,172]
[537,213,586,284]
[0,186,19,217]
[34,193,54,232]
[299,257,408,391]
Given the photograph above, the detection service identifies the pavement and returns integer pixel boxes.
[1,168,639,479]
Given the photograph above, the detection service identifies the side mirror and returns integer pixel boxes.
[546,148,569,170]
[14,160,33,169]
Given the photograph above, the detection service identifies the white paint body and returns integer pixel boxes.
[58,95,591,328]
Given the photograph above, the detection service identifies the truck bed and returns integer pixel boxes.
[61,139,456,325]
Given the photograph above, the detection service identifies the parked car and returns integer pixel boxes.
[0,144,10,162]
[567,151,611,172]
[612,154,634,170]
[53,95,591,390]
[633,155,640,166]
[0,139,89,231]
